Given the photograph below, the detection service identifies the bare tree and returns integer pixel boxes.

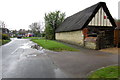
[0,21,6,28]
[29,22,43,37]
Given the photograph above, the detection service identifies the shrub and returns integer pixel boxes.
[2,40,10,45]
[0,33,2,39]
[2,34,10,40]
[0,39,2,46]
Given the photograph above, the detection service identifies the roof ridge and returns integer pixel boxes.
[56,2,116,33]
[66,2,105,19]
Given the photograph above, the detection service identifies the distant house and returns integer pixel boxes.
[25,33,34,37]
[0,28,10,35]
[55,2,116,49]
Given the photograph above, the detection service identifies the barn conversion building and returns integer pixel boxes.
[55,2,117,49]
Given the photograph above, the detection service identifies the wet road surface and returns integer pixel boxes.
[1,38,118,78]
[48,51,118,78]
[2,38,68,78]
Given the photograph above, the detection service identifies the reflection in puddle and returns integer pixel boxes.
[26,54,37,57]
[19,46,30,49]
[20,43,31,49]
[19,54,27,61]
[54,68,68,78]
[7,61,18,71]
[19,41,48,60]
[38,49,44,53]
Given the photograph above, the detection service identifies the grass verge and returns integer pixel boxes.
[88,66,120,79]
[23,37,41,39]
[31,39,79,51]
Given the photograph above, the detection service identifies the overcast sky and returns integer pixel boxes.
[0,0,119,30]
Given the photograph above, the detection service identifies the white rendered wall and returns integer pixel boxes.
[88,7,112,26]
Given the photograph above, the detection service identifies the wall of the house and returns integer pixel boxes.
[56,30,84,46]
[55,7,114,50]
[86,7,114,49]
[85,41,97,49]
[88,7,112,26]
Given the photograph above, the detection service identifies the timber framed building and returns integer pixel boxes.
[55,2,117,49]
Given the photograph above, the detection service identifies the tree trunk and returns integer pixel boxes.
[53,27,56,40]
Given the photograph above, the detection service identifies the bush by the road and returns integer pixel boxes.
[1,34,10,45]
[0,39,10,46]
[2,34,10,40]
[2,40,10,45]
[0,39,2,46]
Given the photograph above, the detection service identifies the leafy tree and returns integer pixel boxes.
[44,11,65,40]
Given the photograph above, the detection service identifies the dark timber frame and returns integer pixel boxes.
[55,2,117,49]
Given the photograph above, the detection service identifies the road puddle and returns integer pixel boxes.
[19,54,27,60]
[26,54,37,57]
[18,41,48,60]
[20,43,31,49]
[54,68,68,78]
[19,46,30,49]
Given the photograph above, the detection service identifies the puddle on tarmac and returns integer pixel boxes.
[19,54,27,60]
[7,60,18,71]
[26,54,37,57]
[38,49,46,54]
[54,68,68,78]
[19,46,30,49]
[19,43,31,49]
[19,41,48,60]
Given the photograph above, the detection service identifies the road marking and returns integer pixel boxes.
[11,48,19,54]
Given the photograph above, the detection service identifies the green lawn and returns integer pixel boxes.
[23,37,41,39]
[88,66,120,79]
[31,39,79,51]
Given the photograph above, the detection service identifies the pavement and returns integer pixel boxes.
[1,38,118,78]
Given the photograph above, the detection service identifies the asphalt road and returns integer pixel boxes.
[2,38,68,78]
[1,38,118,78]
